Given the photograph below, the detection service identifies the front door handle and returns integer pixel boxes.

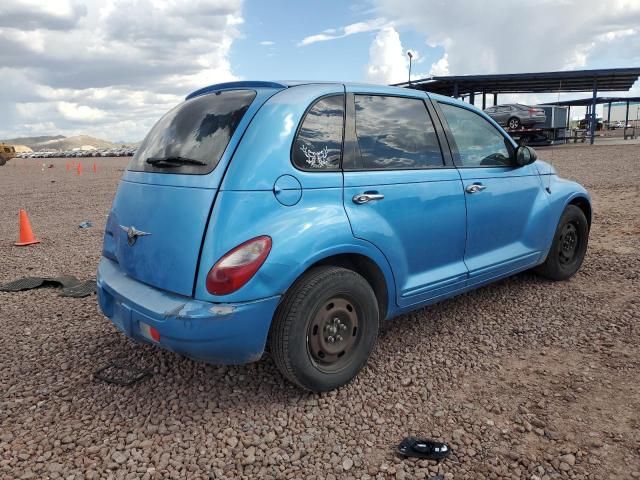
[465,183,487,194]
[352,192,384,204]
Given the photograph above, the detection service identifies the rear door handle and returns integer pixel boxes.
[352,192,384,204]
[465,183,487,194]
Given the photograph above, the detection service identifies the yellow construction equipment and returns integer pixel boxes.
[0,143,16,166]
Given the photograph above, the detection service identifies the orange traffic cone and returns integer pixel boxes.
[15,209,40,246]
[77,163,82,175]
[93,162,97,173]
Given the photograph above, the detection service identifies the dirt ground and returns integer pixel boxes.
[0,146,638,480]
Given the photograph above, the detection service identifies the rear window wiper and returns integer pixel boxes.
[146,156,207,167]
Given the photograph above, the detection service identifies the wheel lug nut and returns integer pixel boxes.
[336,335,343,342]
[327,336,335,343]
[340,324,347,330]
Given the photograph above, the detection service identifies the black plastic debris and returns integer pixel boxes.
[397,437,451,461]
[59,279,96,298]
[0,275,95,297]
[51,275,82,288]
[0,275,80,292]
[0,277,47,292]
[93,362,152,386]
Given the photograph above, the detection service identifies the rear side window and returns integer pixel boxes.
[292,95,344,171]
[353,95,443,170]
[129,89,256,174]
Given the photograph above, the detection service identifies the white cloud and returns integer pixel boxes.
[429,53,449,76]
[373,0,640,75]
[298,17,387,46]
[365,27,409,84]
[260,40,274,46]
[0,0,87,30]
[0,0,243,141]
[57,102,106,122]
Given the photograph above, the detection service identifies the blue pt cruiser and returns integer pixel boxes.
[97,81,591,391]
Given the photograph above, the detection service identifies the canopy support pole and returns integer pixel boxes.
[589,79,597,144]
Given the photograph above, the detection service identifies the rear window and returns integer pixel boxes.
[128,89,256,174]
[352,95,444,170]
[292,95,344,171]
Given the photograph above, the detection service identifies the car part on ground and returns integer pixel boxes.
[397,437,452,461]
[93,361,152,385]
[0,275,95,298]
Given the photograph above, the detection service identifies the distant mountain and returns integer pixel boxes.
[1,135,65,148]
[0,135,134,151]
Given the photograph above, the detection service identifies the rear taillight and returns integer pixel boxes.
[205,236,272,295]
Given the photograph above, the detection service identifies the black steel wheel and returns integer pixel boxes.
[558,222,580,265]
[535,205,589,281]
[307,297,360,373]
[269,266,379,392]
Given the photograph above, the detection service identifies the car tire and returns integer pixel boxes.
[269,266,379,392]
[535,205,589,281]
[0,158,6,166]
[508,117,521,129]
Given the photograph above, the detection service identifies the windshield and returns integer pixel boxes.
[128,89,257,174]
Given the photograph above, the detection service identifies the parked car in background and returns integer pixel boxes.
[97,81,591,392]
[484,104,546,129]
[610,120,630,129]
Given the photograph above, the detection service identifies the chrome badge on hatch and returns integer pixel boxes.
[119,225,151,246]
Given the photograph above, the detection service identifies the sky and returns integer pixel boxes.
[1,0,639,142]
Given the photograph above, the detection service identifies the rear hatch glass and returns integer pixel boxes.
[105,89,259,296]
[128,89,257,175]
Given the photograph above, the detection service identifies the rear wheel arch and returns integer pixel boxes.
[286,253,389,323]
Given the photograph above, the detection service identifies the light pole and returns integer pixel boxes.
[407,51,413,86]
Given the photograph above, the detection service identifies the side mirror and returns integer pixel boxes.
[515,145,537,167]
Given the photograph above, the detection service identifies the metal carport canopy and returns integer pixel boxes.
[393,67,640,96]
[540,96,640,106]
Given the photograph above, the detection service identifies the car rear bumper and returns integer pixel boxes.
[96,257,280,364]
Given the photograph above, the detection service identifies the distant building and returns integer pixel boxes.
[602,101,640,124]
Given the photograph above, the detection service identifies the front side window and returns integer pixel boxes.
[129,89,256,174]
[292,95,344,171]
[439,103,513,167]
[353,95,443,170]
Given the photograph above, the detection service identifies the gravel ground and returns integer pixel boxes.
[0,147,639,480]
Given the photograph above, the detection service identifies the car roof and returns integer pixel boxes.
[185,80,470,107]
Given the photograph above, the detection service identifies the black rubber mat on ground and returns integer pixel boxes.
[93,362,152,386]
[0,275,89,295]
[0,277,46,292]
[50,275,82,288]
[59,279,96,298]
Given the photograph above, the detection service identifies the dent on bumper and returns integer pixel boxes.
[97,257,280,364]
